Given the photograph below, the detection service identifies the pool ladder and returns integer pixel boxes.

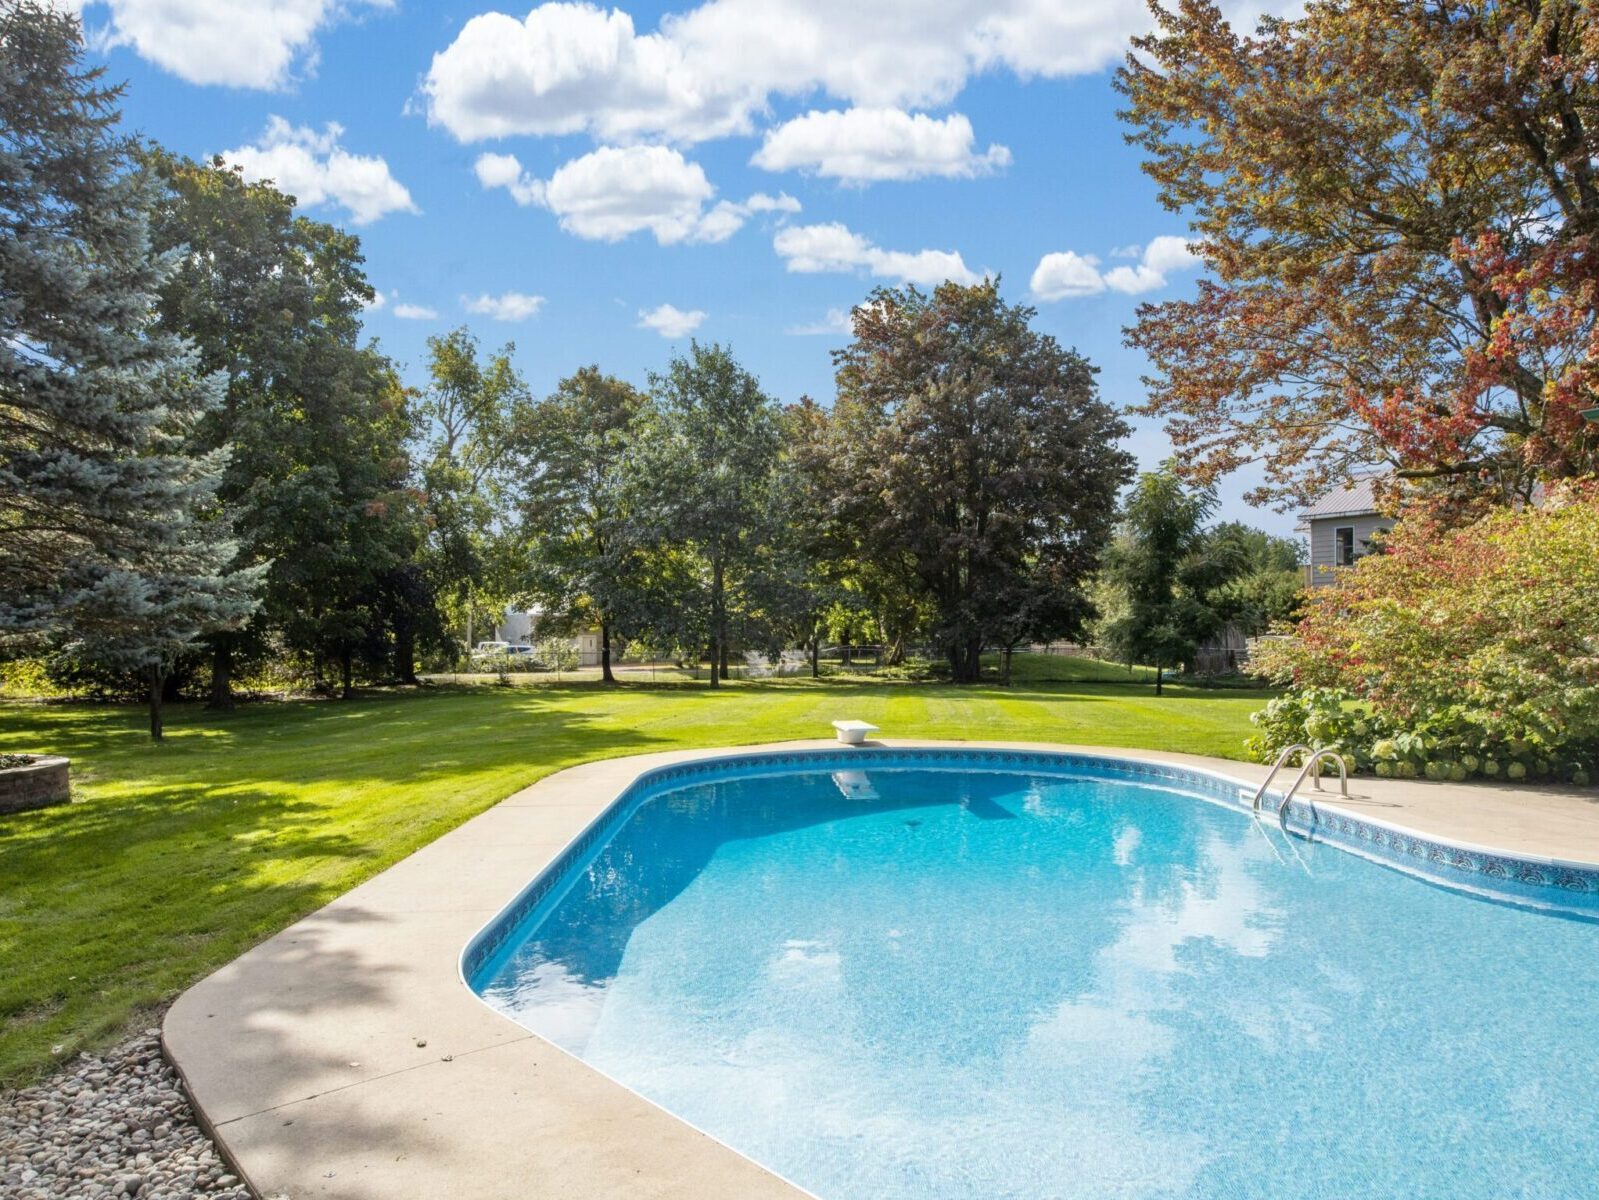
[1250,743,1348,833]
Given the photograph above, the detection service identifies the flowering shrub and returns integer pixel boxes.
[1249,485,1599,785]
[1245,688,1369,772]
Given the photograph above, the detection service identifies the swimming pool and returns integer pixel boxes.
[466,750,1599,1199]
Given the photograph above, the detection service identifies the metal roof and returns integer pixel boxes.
[1296,474,1386,522]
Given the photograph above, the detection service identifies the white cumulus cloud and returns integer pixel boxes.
[638,303,706,337]
[753,108,1010,183]
[474,146,796,245]
[1032,236,1203,301]
[464,292,546,321]
[786,307,854,336]
[743,192,803,214]
[1030,251,1106,300]
[422,3,753,144]
[220,117,417,225]
[420,0,1244,146]
[472,151,545,205]
[86,0,392,90]
[362,289,437,320]
[774,222,981,287]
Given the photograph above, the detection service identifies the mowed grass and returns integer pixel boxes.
[0,657,1271,1086]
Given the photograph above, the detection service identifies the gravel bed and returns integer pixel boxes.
[1,1030,251,1199]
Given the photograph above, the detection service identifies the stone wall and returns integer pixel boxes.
[0,755,70,814]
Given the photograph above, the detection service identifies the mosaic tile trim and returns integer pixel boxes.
[464,748,1599,981]
[1277,796,1599,912]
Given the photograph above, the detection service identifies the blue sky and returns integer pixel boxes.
[73,0,1294,534]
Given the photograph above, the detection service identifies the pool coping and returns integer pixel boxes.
[163,739,1599,1200]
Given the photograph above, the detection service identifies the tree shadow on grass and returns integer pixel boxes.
[0,695,686,1085]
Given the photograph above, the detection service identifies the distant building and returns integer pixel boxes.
[492,608,603,666]
[1295,474,1393,586]
[493,609,535,645]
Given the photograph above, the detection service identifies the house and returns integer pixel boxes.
[1295,473,1393,586]
[492,608,603,666]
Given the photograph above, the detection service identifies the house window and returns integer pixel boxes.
[1334,526,1355,566]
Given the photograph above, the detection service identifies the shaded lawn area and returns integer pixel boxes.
[0,662,1272,1086]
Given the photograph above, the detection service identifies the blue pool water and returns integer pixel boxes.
[470,760,1599,1199]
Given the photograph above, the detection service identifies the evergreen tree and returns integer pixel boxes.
[0,3,259,737]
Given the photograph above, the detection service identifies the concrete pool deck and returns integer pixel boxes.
[162,739,1599,1200]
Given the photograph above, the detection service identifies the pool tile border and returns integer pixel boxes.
[1281,796,1599,912]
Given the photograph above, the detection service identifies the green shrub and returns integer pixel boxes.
[1248,487,1599,786]
[0,659,61,699]
[534,638,579,672]
[1248,690,1593,785]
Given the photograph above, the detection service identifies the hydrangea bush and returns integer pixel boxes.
[1248,486,1599,785]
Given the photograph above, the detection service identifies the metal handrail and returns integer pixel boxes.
[1250,744,1310,812]
[1251,744,1348,832]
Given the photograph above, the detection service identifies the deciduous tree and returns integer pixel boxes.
[144,150,419,705]
[1119,0,1599,513]
[514,366,648,683]
[829,281,1132,682]
[1097,466,1218,694]
[632,343,784,688]
[417,328,528,655]
[1253,483,1599,770]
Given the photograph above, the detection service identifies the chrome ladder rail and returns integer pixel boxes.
[1251,744,1348,832]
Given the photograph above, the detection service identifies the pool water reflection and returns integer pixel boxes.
[473,766,1599,1200]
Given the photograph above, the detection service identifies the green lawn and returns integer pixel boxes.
[0,659,1271,1086]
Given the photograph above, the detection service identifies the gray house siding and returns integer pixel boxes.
[1305,513,1391,584]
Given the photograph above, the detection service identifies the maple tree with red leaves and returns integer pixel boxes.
[1118,0,1599,514]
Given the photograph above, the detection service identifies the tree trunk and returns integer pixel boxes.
[1002,645,1013,687]
[810,636,820,679]
[719,642,730,681]
[206,639,234,711]
[148,664,165,742]
[1155,665,1164,696]
[340,645,354,700]
[394,619,418,685]
[600,619,615,684]
[709,555,724,688]
[465,609,474,663]
[949,635,983,684]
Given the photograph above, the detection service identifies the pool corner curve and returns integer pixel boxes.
[164,739,1599,1199]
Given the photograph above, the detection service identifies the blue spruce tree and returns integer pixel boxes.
[0,3,260,737]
